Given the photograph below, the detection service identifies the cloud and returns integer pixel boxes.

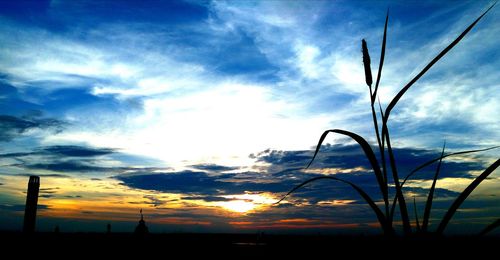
[116,171,233,195]
[0,204,49,212]
[181,195,233,202]
[22,161,107,173]
[40,145,115,157]
[0,114,65,142]
[0,145,115,158]
[14,173,70,178]
[189,164,239,172]
[0,144,169,176]
[116,144,496,206]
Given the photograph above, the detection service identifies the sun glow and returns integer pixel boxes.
[218,200,257,213]
[216,193,276,213]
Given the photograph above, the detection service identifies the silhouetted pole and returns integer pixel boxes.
[23,176,40,233]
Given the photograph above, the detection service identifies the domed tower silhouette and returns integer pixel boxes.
[134,209,149,235]
[23,176,40,233]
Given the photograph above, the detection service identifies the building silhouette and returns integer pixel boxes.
[134,209,149,235]
[23,176,40,233]
[107,223,112,234]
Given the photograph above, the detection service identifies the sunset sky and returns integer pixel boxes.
[0,0,499,234]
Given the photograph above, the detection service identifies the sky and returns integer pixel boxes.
[0,0,499,235]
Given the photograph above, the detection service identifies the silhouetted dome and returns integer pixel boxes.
[134,209,149,235]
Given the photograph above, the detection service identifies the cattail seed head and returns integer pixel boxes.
[362,39,373,87]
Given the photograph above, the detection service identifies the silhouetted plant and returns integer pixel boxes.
[277,2,499,236]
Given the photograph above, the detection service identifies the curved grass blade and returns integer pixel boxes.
[436,158,500,234]
[275,176,393,235]
[371,102,387,214]
[413,197,420,231]
[422,142,446,232]
[385,124,412,234]
[479,218,500,236]
[377,97,386,162]
[306,129,388,206]
[376,97,389,218]
[401,146,500,188]
[372,9,388,103]
[383,2,496,123]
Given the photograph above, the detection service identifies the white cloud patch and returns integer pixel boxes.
[45,81,332,168]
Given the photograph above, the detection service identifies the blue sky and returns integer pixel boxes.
[0,0,499,234]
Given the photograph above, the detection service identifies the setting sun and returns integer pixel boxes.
[218,200,257,213]
[215,193,276,213]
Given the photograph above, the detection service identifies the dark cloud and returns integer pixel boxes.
[116,171,233,195]
[40,145,115,157]
[16,161,171,174]
[115,169,380,202]
[117,144,494,205]
[256,149,312,167]
[64,195,82,198]
[0,114,65,141]
[256,144,490,180]
[14,173,70,178]
[40,187,59,193]
[23,161,107,173]
[189,164,239,172]
[0,144,172,176]
[0,204,49,212]
[143,195,163,207]
[0,145,115,158]
[181,195,233,202]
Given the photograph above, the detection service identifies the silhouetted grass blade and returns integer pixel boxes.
[479,218,500,236]
[376,97,388,217]
[385,123,412,234]
[413,197,420,231]
[275,176,393,234]
[306,129,387,204]
[372,9,388,103]
[436,158,500,234]
[383,2,496,123]
[422,142,445,232]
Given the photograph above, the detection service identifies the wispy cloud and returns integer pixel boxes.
[0,114,65,142]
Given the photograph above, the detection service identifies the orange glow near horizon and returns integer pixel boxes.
[0,174,383,231]
[215,193,277,213]
[0,175,283,226]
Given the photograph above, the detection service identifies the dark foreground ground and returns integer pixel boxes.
[1,232,498,257]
